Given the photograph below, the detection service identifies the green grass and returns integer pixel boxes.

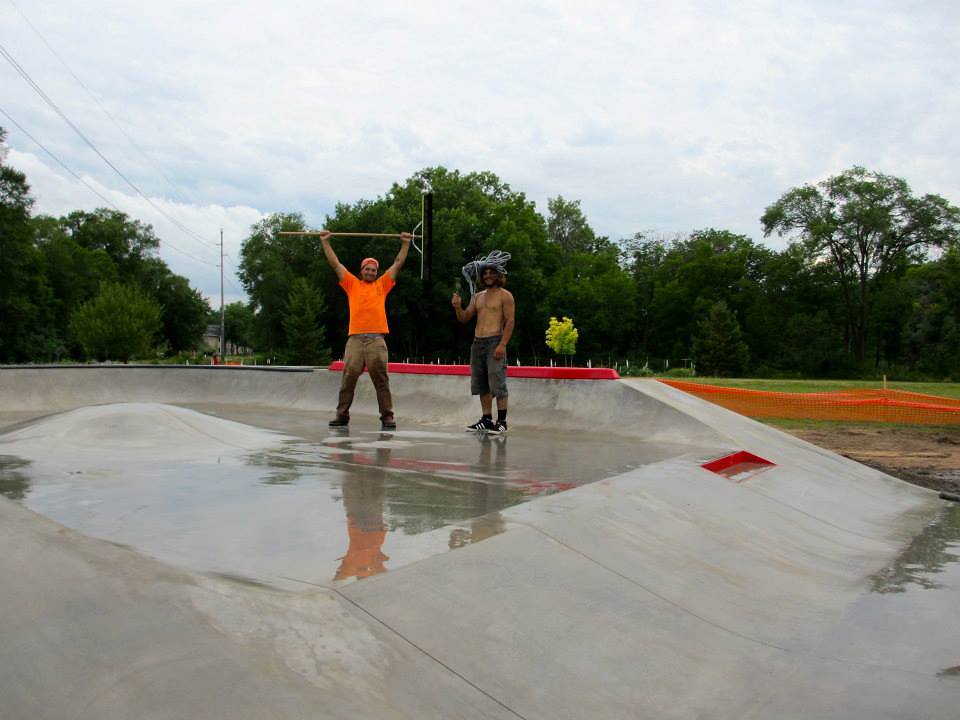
[760,417,952,431]
[666,377,960,400]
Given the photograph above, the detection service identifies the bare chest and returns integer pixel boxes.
[476,291,504,316]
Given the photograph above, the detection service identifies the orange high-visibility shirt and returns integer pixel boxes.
[339,271,396,335]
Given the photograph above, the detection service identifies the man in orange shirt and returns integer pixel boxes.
[320,230,412,430]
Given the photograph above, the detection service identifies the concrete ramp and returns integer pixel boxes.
[0,366,957,719]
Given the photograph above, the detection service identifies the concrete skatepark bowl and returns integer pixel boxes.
[1,365,958,719]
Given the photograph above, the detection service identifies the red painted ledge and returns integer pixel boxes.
[328,361,619,380]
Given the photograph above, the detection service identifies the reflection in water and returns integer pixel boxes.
[0,455,32,500]
[870,504,960,593]
[333,435,513,580]
[335,435,391,581]
[449,436,507,549]
[247,430,561,546]
[244,447,305,486]
[3,406,665,587]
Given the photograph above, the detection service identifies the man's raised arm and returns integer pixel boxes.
[319,231,346,280]
[386,232,413,280]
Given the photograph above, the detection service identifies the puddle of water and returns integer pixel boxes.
[870,503,960,594]
[0,454,31,500]
[0,404,690,589]
[809,504,960,676]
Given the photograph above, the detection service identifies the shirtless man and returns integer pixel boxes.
[451,264,516,433]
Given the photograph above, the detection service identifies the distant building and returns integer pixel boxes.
[202,325,221,352]
[202,324,248,355]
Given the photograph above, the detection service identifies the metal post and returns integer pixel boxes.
[219,229,225,357]
[423,192,433,287]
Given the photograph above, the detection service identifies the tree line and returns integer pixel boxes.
[4,125,960,377]
[0,127,210,363]
[238,166,960,378]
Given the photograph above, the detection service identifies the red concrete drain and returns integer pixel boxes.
[701,450,775,483]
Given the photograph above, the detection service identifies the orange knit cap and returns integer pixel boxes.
[360,257,379,272]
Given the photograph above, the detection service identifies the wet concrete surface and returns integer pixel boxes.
[3,369,957,719]
[824,504,960,677]
[0,402,692,589]
[739,503,960,719]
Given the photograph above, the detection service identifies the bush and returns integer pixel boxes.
[619,365,655,377]
[69,282,161,362]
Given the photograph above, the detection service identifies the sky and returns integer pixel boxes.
[2,1,958,306]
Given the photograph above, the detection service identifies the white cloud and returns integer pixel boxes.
[2,0,958,289]
[9,148,262,305]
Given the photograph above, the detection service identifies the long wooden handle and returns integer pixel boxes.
[279,231,421,238]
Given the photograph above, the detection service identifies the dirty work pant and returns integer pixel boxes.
[336,334,394,423]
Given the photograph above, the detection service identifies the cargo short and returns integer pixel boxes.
[470,335,508,398]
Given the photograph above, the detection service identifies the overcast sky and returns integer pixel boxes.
[2,1,958,305]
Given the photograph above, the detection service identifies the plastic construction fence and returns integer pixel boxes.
[660,380,960,425]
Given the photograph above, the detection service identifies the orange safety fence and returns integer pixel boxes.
[659,380,960,425]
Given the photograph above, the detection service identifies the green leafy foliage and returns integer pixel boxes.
[69,282,162,362]
[4,122,960,379]
[281,278,331,365]
[0,133,56,362]
[140,258,211,353]
[0,127,213,361]
[223,301,255,352]
[691,301,749,377]
[545,316,579,357]
[762,166,960,363]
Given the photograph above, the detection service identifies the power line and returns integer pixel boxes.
[221,254,249,299]
[0,104,121,211]
[0,105,214,268]
[6,0,187,203]
[0,42,218,251]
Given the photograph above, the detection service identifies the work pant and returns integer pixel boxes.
[335,334,394,423]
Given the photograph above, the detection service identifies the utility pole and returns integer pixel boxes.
[219,228,225,357]
[423,191,433,288]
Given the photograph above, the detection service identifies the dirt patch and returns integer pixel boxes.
[783,425,960,496]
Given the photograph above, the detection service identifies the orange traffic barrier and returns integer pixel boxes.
[660,380,960,425]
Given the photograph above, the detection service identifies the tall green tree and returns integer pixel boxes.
[0,128,55,362]
[58,208,160,280]
[281,277,331,365]
[70,282,162,362]
[33,216,117,351]
[240,168,554,362]
[692,300,749,377]
[750,245,850,375]
[900,248,960,377]
[33,210,207,356]
[223,301,255,352]
[547,196,597,256]
[761,166,960,364]
[545,243,636,358]
[237,212,314,352]
[139,258,211,353]
[629,230,767,364]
